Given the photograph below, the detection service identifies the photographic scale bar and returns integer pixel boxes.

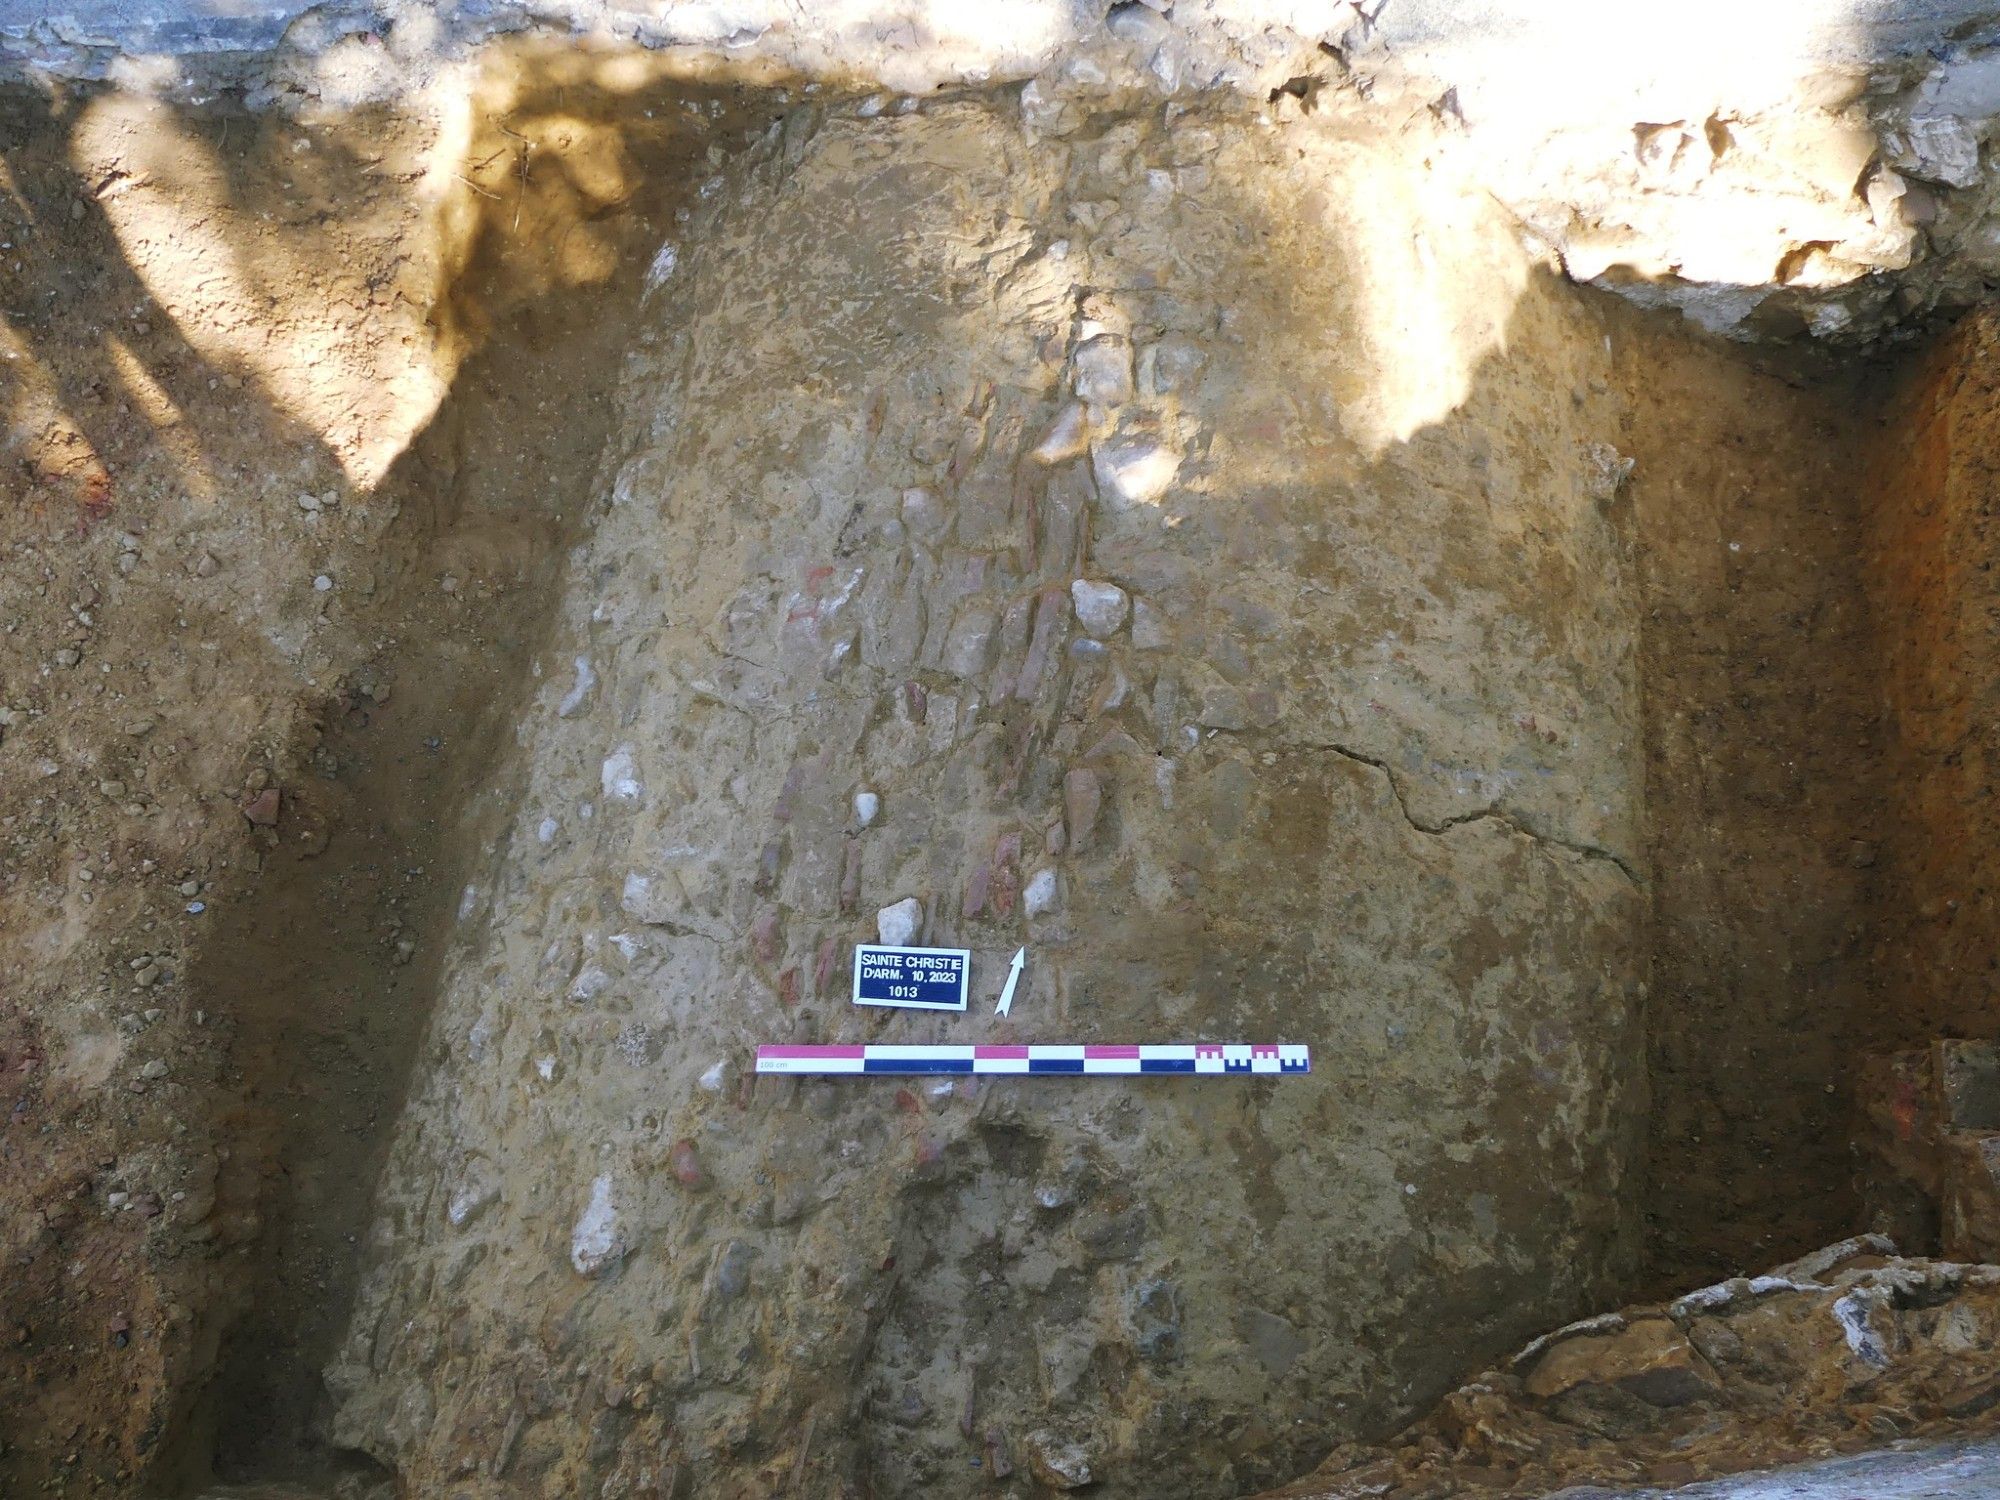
[754,1043,1312,1077]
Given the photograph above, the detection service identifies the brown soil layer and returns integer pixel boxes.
[0,52,776,1490]
[1621,318,1883,1287]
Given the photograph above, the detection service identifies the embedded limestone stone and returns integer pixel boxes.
[1070,579,1131,638]
[1090,430,1179,507]
[877,896,922,948]
[1072,334,1135,407]
[1033,401,1091,465]
[568,1174,624,1276]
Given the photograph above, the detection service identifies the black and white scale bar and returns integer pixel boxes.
[755,1043,1311,1076]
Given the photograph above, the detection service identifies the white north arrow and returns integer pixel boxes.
[995,946,1026,1018]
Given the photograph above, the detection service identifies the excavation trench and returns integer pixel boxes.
[0,44,1987,1500]
[160,66,792,1490]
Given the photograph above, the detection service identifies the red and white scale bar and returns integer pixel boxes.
[755,1043,1311,1077]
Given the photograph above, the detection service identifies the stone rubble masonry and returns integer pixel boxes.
[323,92,1649,1500]
[1857,1039,2000,1262]
[1253,1238,2000,1499]
[25,2,2000,343]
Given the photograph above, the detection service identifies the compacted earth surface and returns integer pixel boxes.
[6,11,2000,1500]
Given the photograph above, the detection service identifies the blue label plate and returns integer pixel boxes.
[852,944,971,1012]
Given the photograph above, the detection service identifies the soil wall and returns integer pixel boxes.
[1621,323,1882,1283]
[1863,310,2000,1059]
[0,51,1965,1500]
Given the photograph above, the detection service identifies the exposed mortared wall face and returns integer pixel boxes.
[327,100,1647,1497]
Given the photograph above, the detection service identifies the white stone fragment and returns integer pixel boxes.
[1107,2,1170,44]
[1510,1311,1628,1368]
[447,1181,496,1227]
[1091,434,1179,507]
[645,240,680,292]
[602,745,642,801]
[698,1061,727,1092]
[877,896,922,948]
[1882,114,1982,188]
[537,816,559,844]
[1019,79,1062,135]
[569,965,612,1003]
[1832,1289,1890,1367]
[1070,579,1131,638]
[621,873,652,915]
[1032,402,1090,465]
[557,656,595,717]
[1024,867,1059,917]
[854,790,880,827]
[570,1174,624,1276]
[1071,335,1133,407]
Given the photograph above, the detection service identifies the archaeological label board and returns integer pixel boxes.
[851,944,971,1012]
